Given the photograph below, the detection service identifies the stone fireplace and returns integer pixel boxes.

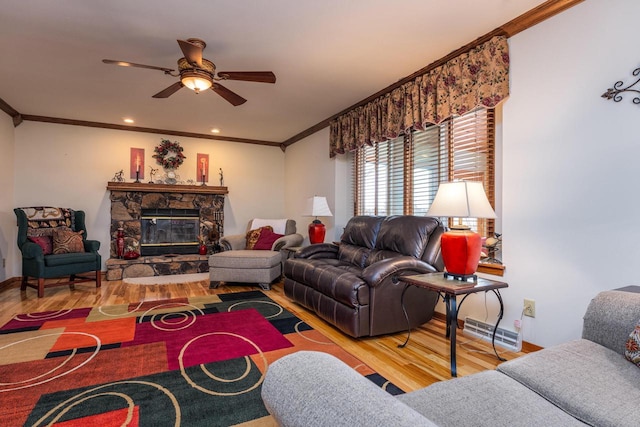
[106,182,227,280]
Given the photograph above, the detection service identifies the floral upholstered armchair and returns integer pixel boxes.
[14,207,102,298]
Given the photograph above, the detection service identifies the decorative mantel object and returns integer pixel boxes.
[153,139,185,170]
[130,148,144,182]
[148,166,158,183]
[602,66,640,105]
[112,170,124,182]
[197,153,209,185]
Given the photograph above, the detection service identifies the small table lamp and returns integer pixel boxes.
[303,196,333,244]
[427,181,496,281]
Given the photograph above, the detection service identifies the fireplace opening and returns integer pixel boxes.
[140,208,200,256]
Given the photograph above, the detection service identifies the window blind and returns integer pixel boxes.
[354,108,495,237]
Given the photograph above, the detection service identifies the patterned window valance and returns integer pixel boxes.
[329,35,509,158]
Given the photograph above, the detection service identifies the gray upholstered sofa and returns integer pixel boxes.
[262,289,640,426]
[284,215,445,338]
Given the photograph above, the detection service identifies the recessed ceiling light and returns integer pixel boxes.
[211,128,220,134]
[123,118,135,124]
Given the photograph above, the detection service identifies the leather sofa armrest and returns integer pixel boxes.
[220,234,247,251]
[273,233,303,251]
[84,239,101,252]
[362,256,438,288]
[297,243,339,259]
[20,241,44,259]
[262,351,433,427]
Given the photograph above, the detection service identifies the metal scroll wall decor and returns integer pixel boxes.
[602,67,640,105]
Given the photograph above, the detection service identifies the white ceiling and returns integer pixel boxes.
[0,0,548,144]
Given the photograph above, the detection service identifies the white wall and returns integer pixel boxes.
[498,0,640,347]
[0,114,15,281]
[284,128,350,243]
[6,122,286,277]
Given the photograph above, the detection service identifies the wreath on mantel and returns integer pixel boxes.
[153,139,185,170]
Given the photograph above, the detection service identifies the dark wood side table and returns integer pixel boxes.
[400,272,509,377]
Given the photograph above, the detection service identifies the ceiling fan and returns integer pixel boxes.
[102,38,276,106]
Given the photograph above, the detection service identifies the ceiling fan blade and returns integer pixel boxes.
[211,83,247,106]
[217,71,276,84]
[102,59,174,73]
[152,81,184,98]
[177,39,203,68]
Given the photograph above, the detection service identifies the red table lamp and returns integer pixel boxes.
[427,181,496,281]
[303,196,333,244]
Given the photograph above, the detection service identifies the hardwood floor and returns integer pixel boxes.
[0,277,527,392]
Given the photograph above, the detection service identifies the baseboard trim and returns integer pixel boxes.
[0,276,21,291]
[432,311,541,353]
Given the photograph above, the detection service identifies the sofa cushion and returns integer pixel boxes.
[398,370,585,427]
[338,243,371,268]
[340,216,384,249]
[497,338,640,427]
[262,351,436,427]
[45,252,98,267]
[373,216,439,259]
[284,258,369,307]
[52,228,85,254]
[209,250,281,269]
[625,321,640,367]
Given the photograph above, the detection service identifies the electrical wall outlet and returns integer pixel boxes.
[524,298,536,318]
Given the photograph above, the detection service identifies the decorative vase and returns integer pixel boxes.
[308,220,326,244]
[116,226,125,259]
[198,244,208,255]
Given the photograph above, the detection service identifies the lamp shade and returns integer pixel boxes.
[427,181,496,219]
[303,196,333,217]
[181,72,213,92]
[427,181,495,281]
[303,196,333,244]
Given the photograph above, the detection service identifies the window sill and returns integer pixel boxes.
[477,262,505,277]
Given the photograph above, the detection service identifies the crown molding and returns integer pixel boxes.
[19,115,281,147]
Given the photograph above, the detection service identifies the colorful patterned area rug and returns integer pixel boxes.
[0,291,402,426]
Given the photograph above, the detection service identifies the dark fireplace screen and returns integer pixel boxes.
[140,208,200,256]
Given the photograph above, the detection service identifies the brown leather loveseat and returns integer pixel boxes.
[283,215,445,338]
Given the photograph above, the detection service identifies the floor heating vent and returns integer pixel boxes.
[463,317,520,352]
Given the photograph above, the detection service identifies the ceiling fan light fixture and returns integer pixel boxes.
[181,71,213,93]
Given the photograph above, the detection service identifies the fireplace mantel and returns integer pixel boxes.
[107,182,228,195]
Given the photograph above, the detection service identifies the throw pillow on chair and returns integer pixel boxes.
[52,228,85,254]
[245,226,273,249]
